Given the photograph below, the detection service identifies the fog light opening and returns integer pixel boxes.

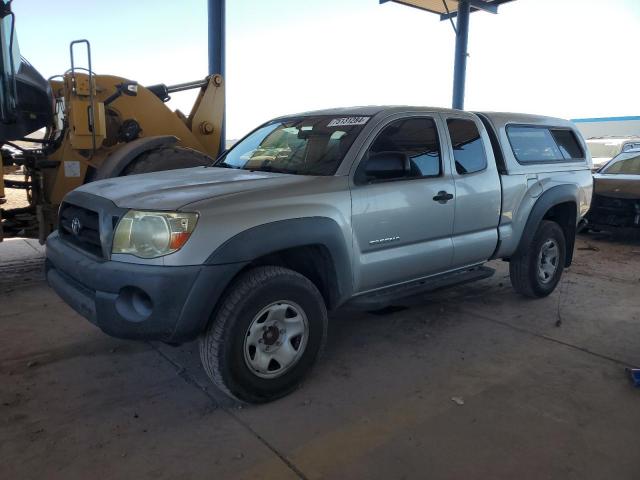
[115,286,153,323]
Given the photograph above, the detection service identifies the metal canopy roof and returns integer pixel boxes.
[206,0,518,141]
[380,0,517,109]
[380,0,515,19]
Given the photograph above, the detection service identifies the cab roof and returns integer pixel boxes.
[281,106,573,128]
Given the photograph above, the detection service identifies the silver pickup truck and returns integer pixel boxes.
[45,106,592,403]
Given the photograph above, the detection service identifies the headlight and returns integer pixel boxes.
[112,210,198,258]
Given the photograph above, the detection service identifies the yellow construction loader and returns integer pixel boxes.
[0,3,224,242]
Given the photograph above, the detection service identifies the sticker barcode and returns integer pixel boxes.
[327,117,370,127]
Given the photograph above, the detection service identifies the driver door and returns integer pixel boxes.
[350,114,456,293]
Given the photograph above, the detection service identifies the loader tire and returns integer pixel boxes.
[123,146,213,175]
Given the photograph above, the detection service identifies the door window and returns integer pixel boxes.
[357,117,441,183]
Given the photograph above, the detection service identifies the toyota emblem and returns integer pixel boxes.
[71,217,82,236]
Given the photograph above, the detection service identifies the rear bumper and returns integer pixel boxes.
[46,232,245,343]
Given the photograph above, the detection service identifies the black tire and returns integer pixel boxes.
[509,220,566,298]
[199,266,328,403]
[123,146,212,175]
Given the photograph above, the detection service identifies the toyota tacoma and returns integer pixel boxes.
[45,106,593,403]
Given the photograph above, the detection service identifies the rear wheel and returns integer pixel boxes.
[123,146,212,175]
[510,220,566,298]
[199,266,328,403]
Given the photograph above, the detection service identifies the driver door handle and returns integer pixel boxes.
[433,191,454,204]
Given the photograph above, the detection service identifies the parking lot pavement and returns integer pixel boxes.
[0,238,45,289]
[1,232,639,479]
[0,238,45,261]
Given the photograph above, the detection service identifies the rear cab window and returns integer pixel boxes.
[507,125,584,164]
[446,118,487,174]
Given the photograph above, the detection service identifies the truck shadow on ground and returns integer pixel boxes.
[0,336,147,373]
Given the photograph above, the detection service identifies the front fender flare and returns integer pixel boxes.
[206,217,353,306]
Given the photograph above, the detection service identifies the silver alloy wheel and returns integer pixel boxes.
[243,301,309,379]
[537,239,559,284]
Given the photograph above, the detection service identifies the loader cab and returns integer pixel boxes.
[0,1,52,142]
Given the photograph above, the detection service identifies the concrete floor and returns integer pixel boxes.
[1,232,639,479]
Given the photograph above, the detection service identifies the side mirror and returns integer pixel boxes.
[363,151,409,182]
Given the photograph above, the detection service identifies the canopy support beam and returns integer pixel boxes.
[380,0,515,110]
[452,0,470,109]
[208,0,225,153]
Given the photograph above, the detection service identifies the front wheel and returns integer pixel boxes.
[509,220,566,298]
[199,266,328,403]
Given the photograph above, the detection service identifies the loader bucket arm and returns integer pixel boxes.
[186,74,224,158]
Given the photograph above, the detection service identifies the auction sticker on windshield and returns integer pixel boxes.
[327,117,370,127]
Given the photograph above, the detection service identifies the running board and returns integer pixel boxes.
[347,266,495,309]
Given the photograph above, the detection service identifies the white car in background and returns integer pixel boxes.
[586,137,640,171]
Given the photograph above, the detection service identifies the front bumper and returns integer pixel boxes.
[46,232,245,343]
[587,194,640,229]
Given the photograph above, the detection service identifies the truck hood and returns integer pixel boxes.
[75,167,311,210]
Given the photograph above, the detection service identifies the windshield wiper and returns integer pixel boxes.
[212,162,240,169]
[248,165,298,174]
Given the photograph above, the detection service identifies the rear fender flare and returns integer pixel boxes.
[514,184,579,267]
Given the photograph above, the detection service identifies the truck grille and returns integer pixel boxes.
[593,194,637,211]
[59,203,103,258]
[589,194,640,228]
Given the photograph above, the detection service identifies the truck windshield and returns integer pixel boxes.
[216,115,369,175]
[601,154,640,175]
